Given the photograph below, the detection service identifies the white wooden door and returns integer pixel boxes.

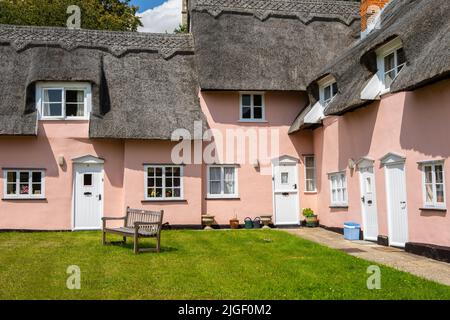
[359,166,379,241]
[73,163,104,230]
[385,163,409,247]
[273,163,299,225]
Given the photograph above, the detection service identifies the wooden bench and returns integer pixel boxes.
[102,207,164,254]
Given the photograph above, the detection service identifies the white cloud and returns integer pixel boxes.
[138,0,182,33]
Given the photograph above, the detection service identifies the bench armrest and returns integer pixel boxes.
[102,216,126,221]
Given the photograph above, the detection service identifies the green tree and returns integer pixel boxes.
[0,0,142,31]
[174,24,187,34]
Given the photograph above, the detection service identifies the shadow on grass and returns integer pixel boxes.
[104,241,178,253]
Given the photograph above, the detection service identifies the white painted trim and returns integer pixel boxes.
[358,165,379,241]
[36,82,92,121]
[72,155,105,164]
[360,73,382,100]
[304,155,317,193]
[271,158,300,225]
[375,37,405,92]
[356,156,376,169]
[206,165,239,198]
[420,161,446,210]
[144,165,184,201]
[271,155,299,165]
[2,169,46,199]
[380,152,406,166]
[239,92,266,122]
[303,101,324,124]
[318,76,338,106]
[328,171,348,207]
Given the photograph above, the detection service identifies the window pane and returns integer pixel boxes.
[44,103,63,117]
[155,178,162,187]
[155,167,163,176]
[32,172,41,183]
[173,178,180,187]
[174,188,181,198]
[385,70,395,88]
[20,184,29,195]
[32,183,42,195]
[332,82,338,96]
[66,90,84,103]
[224,167,235,181]
[397,47,406,66]
[7,183,16,195]
[425,166,433,183]
[253,95,262,107]
[306,168,315,180]
[210,181,221,194]
[425,184,433,203]
[165,188,174,198]
[324,85,331,101]
[20,172,29,183]
[155,188,163,198]
[436,184,445,203]
[384,52,395,72]
[210,167,221,181]
[166,177,172,187]
[173,167,181,177]
[83,174,92,186]
[306,180,315,192]
[148,167,154,176]
[435,165,443,183]
[165,167,173,176]
[305,156,315,168]
[66,103,84,117]
[242,106,251,119]
[7,171,16,183]
[148,188,155,198]
[281,172,288,184]
[44,89,62,103]
[224,181,234,194]
[242,95,251,106]
[253,107,262,119]
[148,178,154,187]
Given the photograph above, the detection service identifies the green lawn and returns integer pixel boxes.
[0,230,448,299]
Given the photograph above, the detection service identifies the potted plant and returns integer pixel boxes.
[303,208,318,227]
[230,214,240,229]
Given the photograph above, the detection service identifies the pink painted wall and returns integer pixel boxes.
[199,91,315,224]
[122,140,202,225]
[0,121,124,230]
[312,79,450,246]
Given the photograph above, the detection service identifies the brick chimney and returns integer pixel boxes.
[360,0,390,32]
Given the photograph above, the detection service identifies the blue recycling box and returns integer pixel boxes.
[344,222,360,240]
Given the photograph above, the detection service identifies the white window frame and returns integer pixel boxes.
[318,76,338,107]
[36,82,92,120]
[207,165,239,198]
[239,92,266,122]
[3,169,46,199]
[328,171,348,207]
[420,161,446,209]
[304,155,316,193]
[376,38,405,94]
[144,165,184,201]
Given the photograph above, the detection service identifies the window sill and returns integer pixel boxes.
[141,199,187,203]
[205,197,240,200]
[329,205,349,209]
[2,197,47,201]
[304,191,317,194]
[39,118,89,121]
[419,207,447,212]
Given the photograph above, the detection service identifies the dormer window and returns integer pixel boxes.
[318,76,338,106]
[240,93,265,122]
[36,82,91,120]
[376,38,406,91]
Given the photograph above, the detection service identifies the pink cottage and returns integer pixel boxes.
[0,0,449,261]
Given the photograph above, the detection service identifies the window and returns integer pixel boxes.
[207,166,238,198]
[376,38,406,91]
[37,82,91,120]
[329,172,347,206]
[145,165,183,200]
[304,155,316,192]
[422,162,446,209]
[83,174,93,186]
[240,93,265,121]
[3,169,45,199]
[319,81,338,106]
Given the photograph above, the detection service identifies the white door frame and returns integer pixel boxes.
[380,152,408,247]
[72,155,105,231]
[271,155,300,225]
[357,157,379,241]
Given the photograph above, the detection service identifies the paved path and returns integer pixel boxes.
[283,228,450,286]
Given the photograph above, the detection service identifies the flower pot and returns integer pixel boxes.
[230,219,240,229]
[260,215,272,229]
[305,215,318,227]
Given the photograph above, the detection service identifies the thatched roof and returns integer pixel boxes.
[0,24,205,138]
[290,0,450,133]
[190,0,360,91]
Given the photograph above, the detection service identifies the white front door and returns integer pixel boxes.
[385,162,409,247]
[273,162,299,225]
[359,166,379,241]
[73,163,104,230]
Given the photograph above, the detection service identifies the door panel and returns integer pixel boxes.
[360,167,379,241]
[74,164,104,230]
[386,163,408,247]
[273,163,299,225]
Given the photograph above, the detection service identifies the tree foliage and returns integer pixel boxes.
[0,0,142,31]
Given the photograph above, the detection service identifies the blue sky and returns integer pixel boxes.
[130,0,166,13]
